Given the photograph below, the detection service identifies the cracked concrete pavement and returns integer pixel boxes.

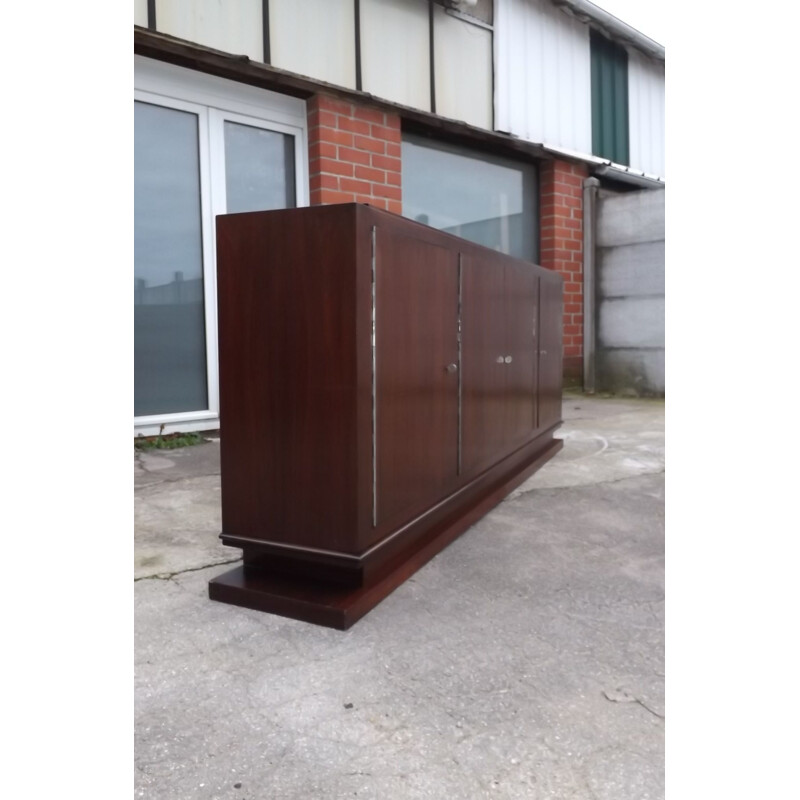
[135,392,664,799]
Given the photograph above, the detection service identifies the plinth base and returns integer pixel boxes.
[209,437,563,629]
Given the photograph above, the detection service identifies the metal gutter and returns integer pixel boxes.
[550,0,665,60]
[542,144,664,188]
[593,164,665,189]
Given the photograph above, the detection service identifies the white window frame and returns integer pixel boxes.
[208,108,305,229]
[134,56,309,436]
[134,91,216,434]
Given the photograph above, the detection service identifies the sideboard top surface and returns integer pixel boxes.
[217,203,562,286]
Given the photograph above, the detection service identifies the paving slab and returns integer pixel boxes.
[135,392,664,799]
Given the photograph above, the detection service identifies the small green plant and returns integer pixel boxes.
[135,423,207,451]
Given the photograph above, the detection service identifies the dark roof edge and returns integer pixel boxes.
[550,0,665,61]
[134,27,663,184]
[134,28,556,160]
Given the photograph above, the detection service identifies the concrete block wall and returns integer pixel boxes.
[595,188,665,396]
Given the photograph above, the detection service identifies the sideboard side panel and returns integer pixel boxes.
[217,206,360,552]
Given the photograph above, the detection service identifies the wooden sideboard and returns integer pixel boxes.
[209,203,563,628]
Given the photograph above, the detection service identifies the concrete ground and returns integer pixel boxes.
[135,392,664,800]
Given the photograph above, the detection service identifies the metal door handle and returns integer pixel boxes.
[445,363,458,373]
[496,356,505,364]
[504,355,513,364]
[540,350,547,356]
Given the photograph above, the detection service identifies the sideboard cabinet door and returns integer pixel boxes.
[503,262,539,449]
[460,254,507,476]
[374,227,460,535]
[537,274,564,432]
[461,254,538,476]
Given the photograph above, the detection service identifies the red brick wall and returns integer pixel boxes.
[308,95,587,383]
[307,95,402,213]
[540,159,589,380]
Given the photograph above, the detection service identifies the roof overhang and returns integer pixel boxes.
[543,144,665,188]
[134,28,664,188]
[133,26,555,162]
[550,0,665,60]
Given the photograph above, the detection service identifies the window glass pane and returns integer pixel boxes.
[401,134,538,262]
[224,122,296,213]
[134,101,209,416]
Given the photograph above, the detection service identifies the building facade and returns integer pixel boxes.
[134,0,665,435]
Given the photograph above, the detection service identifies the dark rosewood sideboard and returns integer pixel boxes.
[209,203,564,629]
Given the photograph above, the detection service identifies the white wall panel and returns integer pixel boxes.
[270,0,356,89]
[361,0,430,111]
[156,0,264,62]
[628,49,665,177]
[433,7,492,130]
[495,0,591,153]
[134,0,148,27]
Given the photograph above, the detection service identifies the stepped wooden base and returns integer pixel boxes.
[209,437,563,629]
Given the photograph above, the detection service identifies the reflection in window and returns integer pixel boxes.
[134,101,208,416]
[401,134,538,262]
[224,122,296,213]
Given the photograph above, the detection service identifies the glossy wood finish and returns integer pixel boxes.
[504,264,538,449]
[375,228,459,534]
[210,204,564,627]
[538,272,564,431]
[215,204,359,553]
[461,253,507,476]
[210,436,564,629]
[461,255,540,475]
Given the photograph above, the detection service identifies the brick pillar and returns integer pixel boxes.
[540,159,589,382]
[307,95,402,213]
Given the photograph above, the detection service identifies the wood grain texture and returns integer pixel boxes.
[503,262,538,448]
[375,227,459,536]
[216,205,360,552]
[461,254,541,475]
[461,252,507,476]
[538,271,564,431]
[211,203,564,627]
[209,436,564,629]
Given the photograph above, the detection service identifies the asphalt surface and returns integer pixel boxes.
[135,392,664,799]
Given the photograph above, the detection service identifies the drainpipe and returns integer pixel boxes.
[582,177,600,394]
